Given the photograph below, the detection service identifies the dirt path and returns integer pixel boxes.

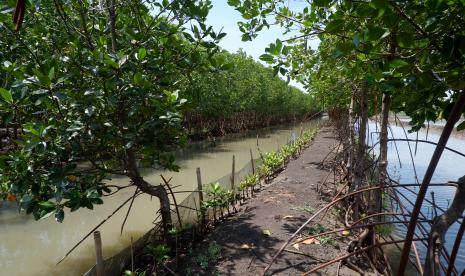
[185,127,358,275]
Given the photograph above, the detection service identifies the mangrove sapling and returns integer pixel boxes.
[145,244,171,264]
[243,173,259,196]
[258,165,272,180]
[203,182,231,222]
[318,236,336,246]
[262,151,284,172]
[191,242,222,273]
[238,181,248,198]
[307,223,327,235]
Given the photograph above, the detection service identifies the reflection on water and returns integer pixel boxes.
[0,120,319,276]
[369,121,465,275]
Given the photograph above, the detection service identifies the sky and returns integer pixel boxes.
[206,1,320,89]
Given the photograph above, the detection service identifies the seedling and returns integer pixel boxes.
[193,242,222,270]
[307,223,326,235]
[145,244,170,264]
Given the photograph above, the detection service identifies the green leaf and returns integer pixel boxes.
[282,46,290,55]
[23,122,40,136]
[369,0,387,17]
[133,72,143,84]
[241,33,251,41]
[39,201,56,210]
[259,54,274,63]
[32,68,51,86]
[48,67,55,81]
[221,63,234,70]
[0,88,13,104]
[275,39,283,53]
[366,26,389,41]
[313,0,332,7]
[136,48,147,60]
[389,59,409,68]
[105,57,119,69]
[326,19,344,33]
[397,32,414,48]
[227,0,240,6]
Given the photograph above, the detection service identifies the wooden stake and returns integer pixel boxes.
[231,155,236,202]
[93,231,103,276]
[250,148,255,174]
[196,168,204,223]
[130,236,134,272]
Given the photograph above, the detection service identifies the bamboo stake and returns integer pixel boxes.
[196,168,204,224]
[231,155,236,203]
[250,148,255,174]
[130,236,134,272]
[94,231,104,276]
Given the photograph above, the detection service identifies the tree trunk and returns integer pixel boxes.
[346,90,356,182]
[352,83,367,191]
[107,0,117,53]
[375,93,390,213]
[126,150,173,238]
[352,83,368,220]
[425,175,465,276]
[375,30,396,216]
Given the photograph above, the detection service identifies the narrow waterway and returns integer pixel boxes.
[0,120,320,276]
[369,121,465,275]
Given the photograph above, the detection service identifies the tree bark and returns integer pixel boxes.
[352,82,368,220]
[352,83,368,191]
[107,0,117,53]
[125,149,173,238]
[424,175,465,276]
[346,90,356,182]
[375,93,390,212]
[376,30,396,215]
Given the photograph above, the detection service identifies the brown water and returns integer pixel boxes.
[0,120,320,276]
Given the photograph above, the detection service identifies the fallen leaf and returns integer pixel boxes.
[263,197,276,203]
[282,215,295,220]
[241,244,251,249]
[314,239,321,245]
[302,238,315,245]
[292,243,300,250]
[342,230,350,236]
[263,229,272,236]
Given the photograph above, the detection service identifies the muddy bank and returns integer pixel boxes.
[185,112,321,141]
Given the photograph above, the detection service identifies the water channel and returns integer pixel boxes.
[2,118,463,275]
[369,120,465,275]
[0,120,320,276]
